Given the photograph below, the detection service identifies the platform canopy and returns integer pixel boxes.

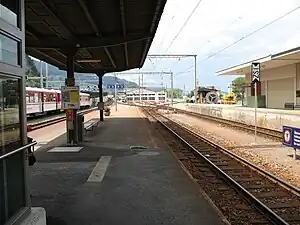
[217,46,300,76]
[25,0,167,74]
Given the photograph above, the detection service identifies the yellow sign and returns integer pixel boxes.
[61,86,80,109]
[69,89,79,103]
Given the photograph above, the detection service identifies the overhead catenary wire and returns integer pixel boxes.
[178,4,300,73]
[164,0,205,53]
[201,5,300,62]
[171,16,243,71]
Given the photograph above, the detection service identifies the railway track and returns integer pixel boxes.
[3,100,114,133]
[27,107,97,131]
[162,106,282,141]
[28,99,114,131]
[141,106,300,225]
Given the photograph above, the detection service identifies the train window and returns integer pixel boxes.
[34,93,38,102]
[44,93,56,102]
[27,92,35,103]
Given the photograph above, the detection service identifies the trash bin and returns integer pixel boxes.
[77,114,84,142]
[27,137,36,166]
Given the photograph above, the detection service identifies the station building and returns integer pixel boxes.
[125,88,167,103]
[217,46,300,109]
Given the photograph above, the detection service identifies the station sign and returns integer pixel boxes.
[107,84,125,89]
[251,62,260,83]
[61,86,80,109]
[282,126,300,149]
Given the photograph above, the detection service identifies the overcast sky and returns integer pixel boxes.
[119,0,300,92]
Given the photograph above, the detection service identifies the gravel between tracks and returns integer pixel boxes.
[153,115,269,225]
[161,110,300,189]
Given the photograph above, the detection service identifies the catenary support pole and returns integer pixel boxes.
[114,73,118,111]
[194,55,198,104]
[98,74,104,121]
[40,60,43,88]
[171,72,174,106]
[66,50,77,144]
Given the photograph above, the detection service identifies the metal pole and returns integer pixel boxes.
[139,74,141,102]
[40,60,43,88]
[45,63,48,88]
[194,55,197,104]
[254,81,258,142]
[142,73,144,105]
[78,75,81,89]
[114,73,117,111]
[98,75,104,121]
[171,72,174,106]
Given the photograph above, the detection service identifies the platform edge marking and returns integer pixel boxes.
[87,156,112,183]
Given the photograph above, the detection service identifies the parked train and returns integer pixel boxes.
[26,87,91,117]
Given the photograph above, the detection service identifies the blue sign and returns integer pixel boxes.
[282,126,300,149]
[106,84,125,89]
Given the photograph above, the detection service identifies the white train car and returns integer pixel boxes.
[80,93,91,108]
[26,87,91,116]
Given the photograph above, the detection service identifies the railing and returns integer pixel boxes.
[0,141,37,160]
[0,140,37,225]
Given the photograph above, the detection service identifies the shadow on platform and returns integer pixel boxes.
[29,116,226,225]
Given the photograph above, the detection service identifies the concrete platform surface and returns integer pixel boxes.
[20,208,46,225]
[172,103,300,130]
[29,105,225,225]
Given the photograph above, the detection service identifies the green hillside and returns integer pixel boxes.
[26,55,138,90]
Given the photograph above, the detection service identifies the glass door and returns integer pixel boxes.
[0,74,26,224]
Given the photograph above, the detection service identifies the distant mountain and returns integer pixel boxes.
[32,60,139,90]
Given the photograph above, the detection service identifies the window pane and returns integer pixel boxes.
[0,33,19,66]
[0,0,19,27]
[0,75,25,219]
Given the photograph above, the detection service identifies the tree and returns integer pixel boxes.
[232,76,246,105]
[166,88,183,99]
[187,90,194,97]
[25,55,41,87]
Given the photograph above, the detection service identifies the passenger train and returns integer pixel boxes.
[26,87,91,117]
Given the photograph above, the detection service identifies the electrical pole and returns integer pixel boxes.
[40,60,43,88]
[147,54,197,103]
[171,72,174,106]
[114,73,117,111]
[194,55,198,104]
[108,72,174,105]
[138,74,141,102]
[45,63,48,88]
[142,73,144,104]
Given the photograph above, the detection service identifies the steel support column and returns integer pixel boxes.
[65,51,77,144]
[97,74,104,121]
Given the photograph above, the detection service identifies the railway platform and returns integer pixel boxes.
[172,103,300,131]
[29,105,227,225]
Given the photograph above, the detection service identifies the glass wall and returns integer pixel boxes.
[0,0,20,28]
[0,33,20,66]
[0,75,24,223]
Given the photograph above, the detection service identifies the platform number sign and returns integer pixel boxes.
[251,62,260,83]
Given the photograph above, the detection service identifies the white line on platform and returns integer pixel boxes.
[87,156,112,183]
